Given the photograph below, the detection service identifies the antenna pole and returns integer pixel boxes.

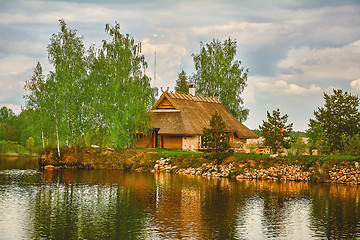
[154,51,157,87]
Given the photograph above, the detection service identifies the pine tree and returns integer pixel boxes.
[202,112,233,164]
[259,109,293,154]
[308,89,360,153]
[174,69,189,93]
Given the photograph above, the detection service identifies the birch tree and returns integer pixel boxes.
[47,19,87,148]
[24,62,48,148]
[88,23,155,149]
[192,38,249,121]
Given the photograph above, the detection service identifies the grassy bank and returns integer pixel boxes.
[39,147,359,182]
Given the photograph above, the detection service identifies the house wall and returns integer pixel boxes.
[135,134,153,148]
[163,135,182,149]
[182,136,200,151]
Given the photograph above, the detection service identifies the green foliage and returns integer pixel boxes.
[87,22,155,149]
[289,136,309,155]
[192,37,249,121]
[259,108,293,154]
[16,109,41,146]
[342,134,360,156]
[24,62,53,149]
[307,120,328,154]
[23,20,156,152]
[0,106,16,125]
[309,89,360,154]
[26,137,35,152]
[290,131,307,137]
[84,128,112,148]
[251,129,262,137]
[202,112,234,164]
[48,19,87,148]
[174,69,189,93]
[0,123,17,141]
[0,140,28,155]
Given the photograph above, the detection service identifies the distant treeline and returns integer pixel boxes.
[252,129,306,137]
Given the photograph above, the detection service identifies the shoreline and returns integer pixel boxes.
[39,147,360,185]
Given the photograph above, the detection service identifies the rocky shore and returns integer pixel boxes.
[152,158,360,185]
[39,148,360,185]
[329,165,360,184]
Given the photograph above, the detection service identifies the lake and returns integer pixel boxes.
[0,157,359,240]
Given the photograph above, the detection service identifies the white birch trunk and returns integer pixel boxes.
[54,100,60,157]
[41,131,45,149]
[56,125,60,157]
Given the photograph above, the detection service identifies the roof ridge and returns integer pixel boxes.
[169,91,221,103]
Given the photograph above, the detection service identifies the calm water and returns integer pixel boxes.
[0,157,359,240]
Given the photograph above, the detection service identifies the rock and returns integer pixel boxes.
[154,164,160,171]
[44,165,55,169]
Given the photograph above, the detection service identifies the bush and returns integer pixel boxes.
[342,134,360,156]
[26,137,35,153]
[0,140,28,155]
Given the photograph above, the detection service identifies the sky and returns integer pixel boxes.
[0,0,359,131]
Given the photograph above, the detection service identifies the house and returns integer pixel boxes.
[136,86,258,151]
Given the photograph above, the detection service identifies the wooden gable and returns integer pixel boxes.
[152,92,179,110]
[157,98,175,109]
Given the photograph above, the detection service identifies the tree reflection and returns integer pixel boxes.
[27,176,150,239]
[0,168,358,239]
[309,184,360,239]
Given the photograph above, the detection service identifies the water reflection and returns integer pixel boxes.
[0,167,359,239]
[0,156,39,170]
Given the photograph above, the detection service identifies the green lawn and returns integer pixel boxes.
[139,148,360,161]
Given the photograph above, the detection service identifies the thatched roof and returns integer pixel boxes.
[149,90,258,139]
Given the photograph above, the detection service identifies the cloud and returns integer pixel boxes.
[0,55,34,78]
[278,40,360,82]
[142,40,188,89]
[0,78,26,108]
[0,1,122,25]
[251,76,322,97]
[0,55,32,107]
[242,83,256,104]
[350,79,360,93]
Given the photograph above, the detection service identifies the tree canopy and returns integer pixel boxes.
[0,107,17,142]
[308,89,360,154]
[23,20,156,154]
[0,106,16,125]
[174,69,189,93]
[87,22,156,148]
[259,108,293,154]
[192,37,249,121]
